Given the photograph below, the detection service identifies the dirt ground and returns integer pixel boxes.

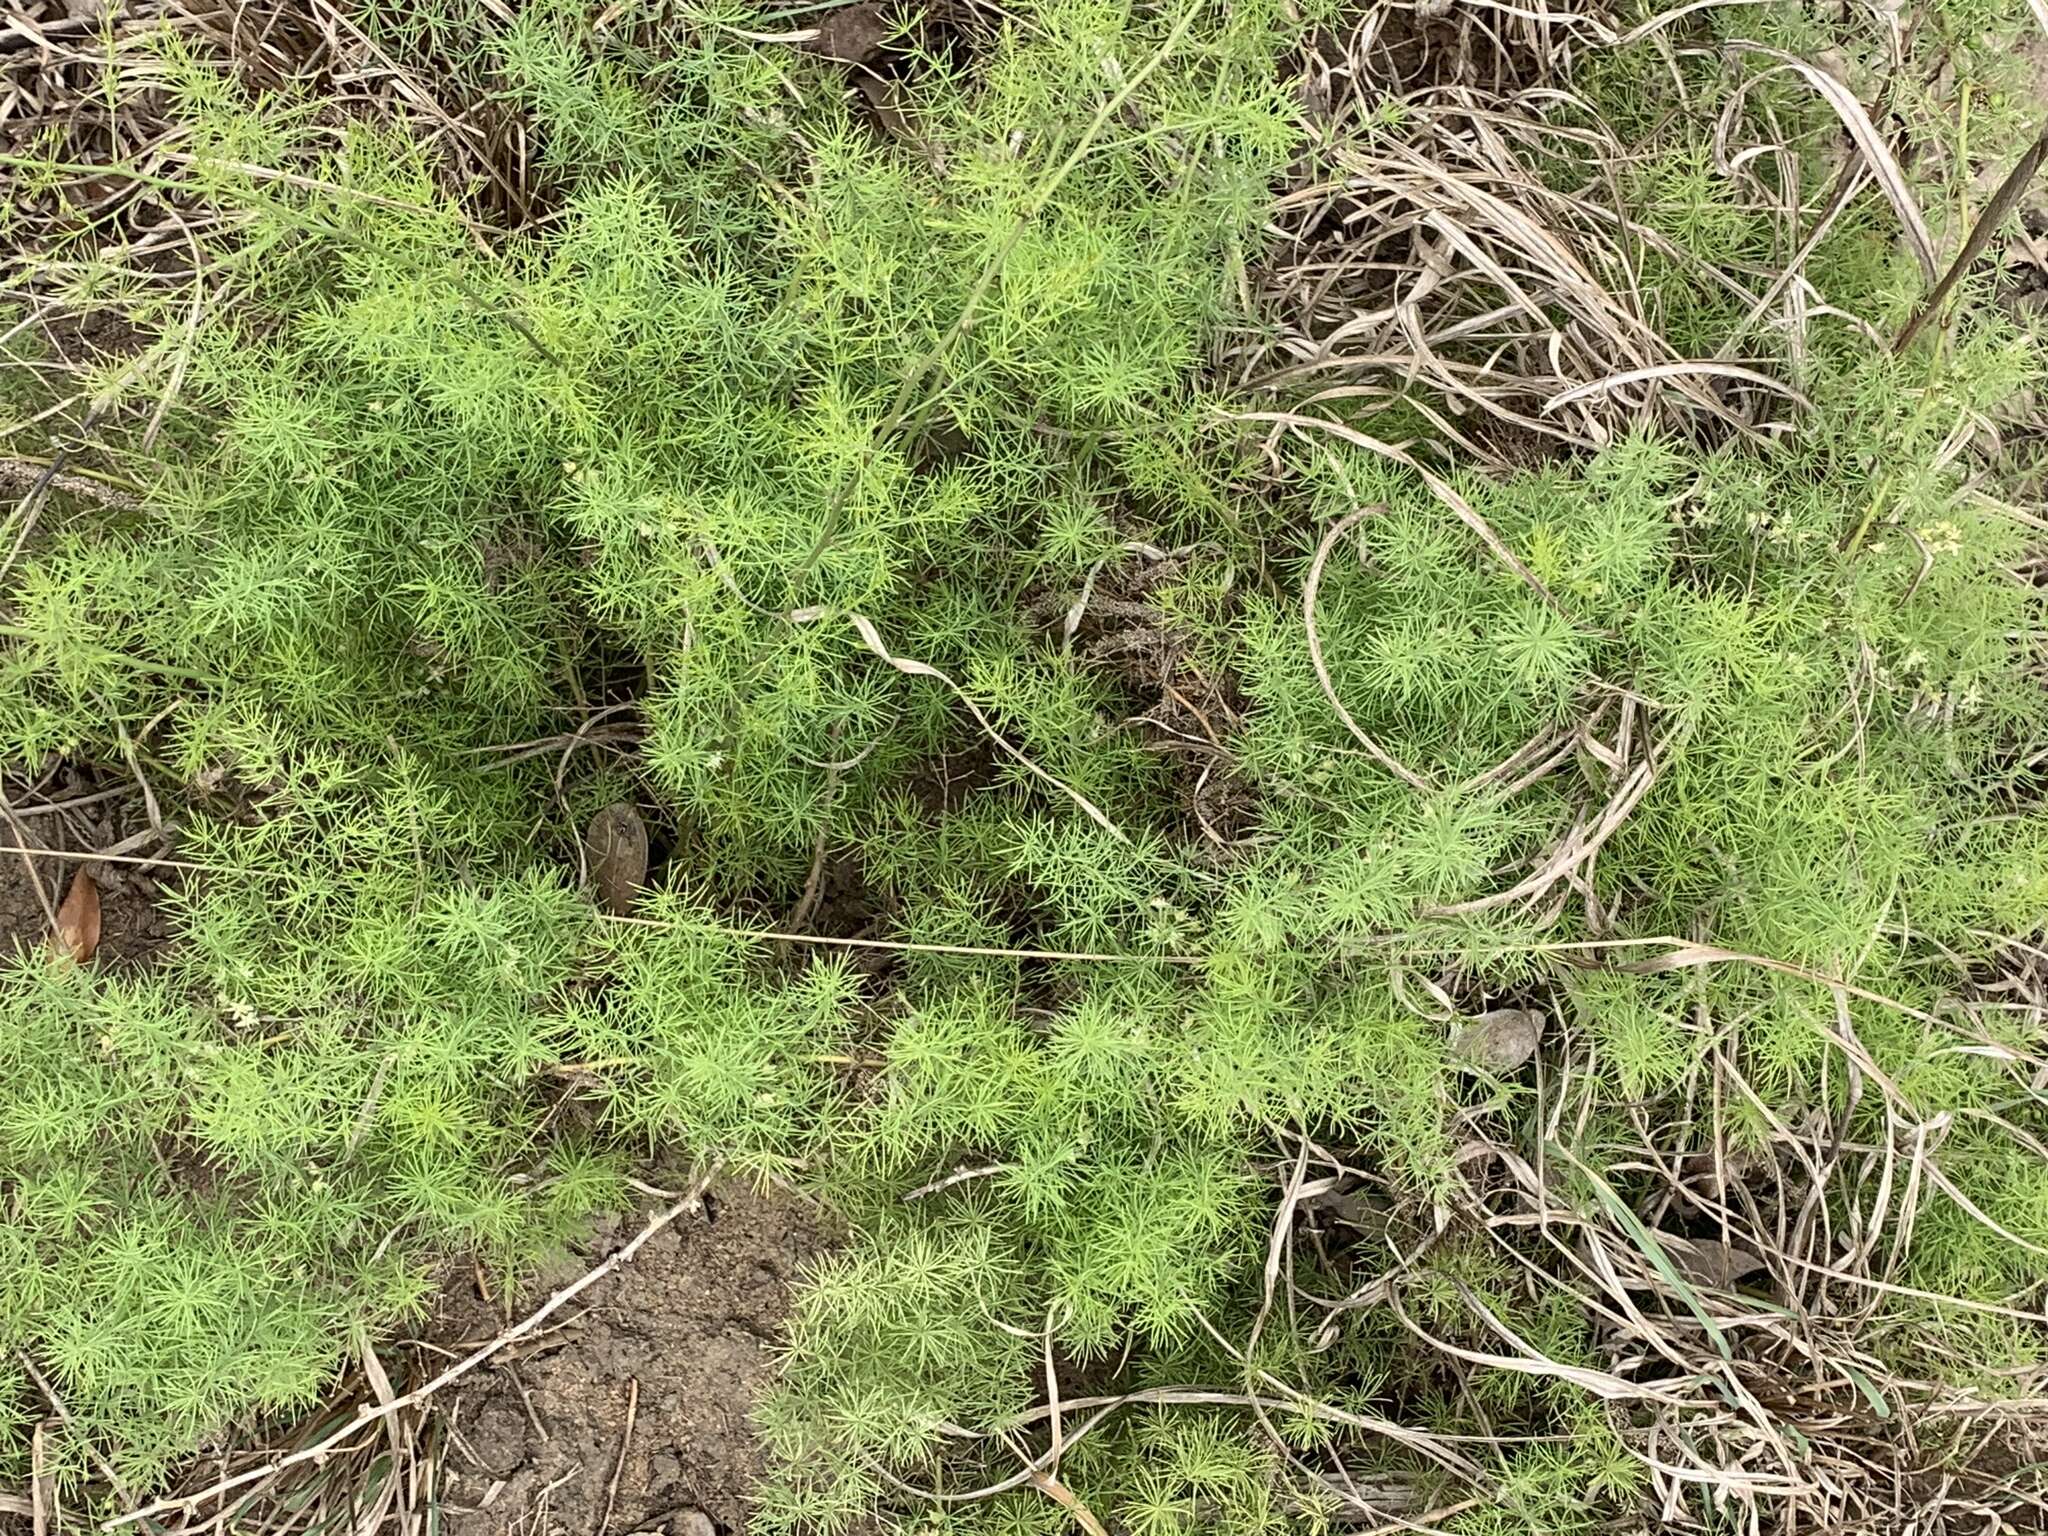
[433,1185,835,1536]
[0,818,172,965]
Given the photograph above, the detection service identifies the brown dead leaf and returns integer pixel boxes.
[1449,1008,1545,1074]
[1656,1231,1770,1291]
[50,868,101,964]
[1575,1227,1772,1297]
[585,803,649,917]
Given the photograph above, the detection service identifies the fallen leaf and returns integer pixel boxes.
[51,868,101,964]
[1655,1231,1770,1290]
[585,803,649,917]
[1449,1007,1544,1074]
[1585,1227,1773,1296]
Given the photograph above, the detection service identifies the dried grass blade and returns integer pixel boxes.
[1543,361,1809,414]
[1303,507,1433,791]
[1724,43,1938,283]
[1612,0,1771,46]
[1234,408,1578,621]
[812,609,1130,842]
[1552,1142,1734,1360]
[1385,1291,1691,1404]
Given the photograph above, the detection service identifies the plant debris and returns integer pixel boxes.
[585,803,650,918]
[47,868,99,965]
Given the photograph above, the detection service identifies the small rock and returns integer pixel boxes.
[671,1510,718,1536]
[804,1,891,63]
[1449,1008,1544,1074]
[466,1401,532,1476]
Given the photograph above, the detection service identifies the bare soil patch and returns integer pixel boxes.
[435,1185,834,1536]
